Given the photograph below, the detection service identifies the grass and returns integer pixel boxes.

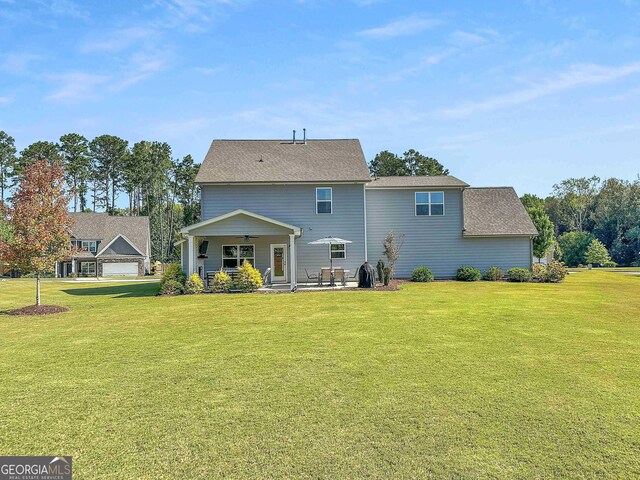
[1,272,639,478]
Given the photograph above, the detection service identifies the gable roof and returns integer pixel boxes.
[462,187,538,237]
[180,209,301,236]
[70,213,150,257]
[366,175,469,189]
[195,139,371,184]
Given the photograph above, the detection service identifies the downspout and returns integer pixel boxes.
[363,184,368,262]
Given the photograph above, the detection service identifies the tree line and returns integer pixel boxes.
[0,130,200,263]
[522,176,640,267]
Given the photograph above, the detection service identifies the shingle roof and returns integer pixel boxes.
[463,187,538,237]
[366,175,469,188]
[195,139,371,183]
[69,213,150,257]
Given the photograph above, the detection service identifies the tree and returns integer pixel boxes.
[529,207,554,261]
[89,135,128,213]
[369,150,408,177]
[551,176,600,232]
[0,160,74,305]
[403,149,449,176]
[0,131,17,203]
[59,133,91,212]
[382,230,405,279]
[557,231,595,267]
[174,154,200,226]
[585,239,611,265]
[520,193,545,211]
[17,141,62,175]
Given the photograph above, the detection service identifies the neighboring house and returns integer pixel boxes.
[178,138,537,286]
[57,213,151,277]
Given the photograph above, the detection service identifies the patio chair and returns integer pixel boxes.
[347,266,359,283]
[320,268,332,286]
[334,267,346,286]
[304,268,319,285]
[262,267,272,287]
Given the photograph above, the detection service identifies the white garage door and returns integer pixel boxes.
[102,262,138,276]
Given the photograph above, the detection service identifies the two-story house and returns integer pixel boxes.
[179,138,537,287]
[56,213,151,277]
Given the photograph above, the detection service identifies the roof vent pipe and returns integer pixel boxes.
[303,128,306,144]
[292,130,296,144]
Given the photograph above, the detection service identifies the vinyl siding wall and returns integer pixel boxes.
[366,188,532,278]
[200,184,367,281]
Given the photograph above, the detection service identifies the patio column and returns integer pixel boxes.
[289,233,297,291]
[187,235,195,275]
[71,258,76,275]
[54,261,59,278]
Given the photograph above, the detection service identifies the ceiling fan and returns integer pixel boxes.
[235,235,259,242]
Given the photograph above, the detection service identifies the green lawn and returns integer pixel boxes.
[1,272,639,479]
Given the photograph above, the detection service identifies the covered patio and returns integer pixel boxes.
[179,209,301,290]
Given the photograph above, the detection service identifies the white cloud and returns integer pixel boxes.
[193,65,226,75]
[440,61,640,118]
[45,72,110,101]
[0,96,14,104]
[81,27,156,53]
[359,15,439,39]
[1,53,42,74]
[450,30,487,46]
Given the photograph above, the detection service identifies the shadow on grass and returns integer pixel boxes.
[62,283,159,298]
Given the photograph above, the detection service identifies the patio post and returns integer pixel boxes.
[187,235,195,275]
[289,233,297,291]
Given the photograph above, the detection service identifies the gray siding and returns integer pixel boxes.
[366,188,532,278]
[200,184,366,281]
[101,236,142,257]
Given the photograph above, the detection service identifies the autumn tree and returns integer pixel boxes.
[0,160,74,305]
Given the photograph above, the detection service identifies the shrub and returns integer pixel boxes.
[456,266,481,282]
[507,267,531,282]
[531,263,546,282]
[483,266,504,281]
[159,279,184,295]
[603,260,617,268]
[585,239,611,266]
[376,259,385,283]
[382,266,391,286]
[236,261,263,292]
[162,263,187,285]
[545,261,568,283]
[411,266,434,282]
[184,273,204,294]
[211,270,232,293]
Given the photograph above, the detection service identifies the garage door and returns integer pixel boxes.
[102,262,138,276]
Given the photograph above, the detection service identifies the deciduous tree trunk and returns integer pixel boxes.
[35,272,41,306]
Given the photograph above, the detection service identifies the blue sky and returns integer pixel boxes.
[1,0,639,196]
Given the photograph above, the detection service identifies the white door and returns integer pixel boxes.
[270,244,287,283]
[102,262,138,276]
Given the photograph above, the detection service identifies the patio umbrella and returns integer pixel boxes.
[307,236,352,271]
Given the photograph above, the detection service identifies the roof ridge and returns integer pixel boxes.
[465,186,514,190]
[211,138,360,142]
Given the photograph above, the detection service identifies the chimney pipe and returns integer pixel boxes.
[303,128,307,144]
[292,130,296,144]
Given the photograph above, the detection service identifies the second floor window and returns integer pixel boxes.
[415,192,445,216]
[80,240,97,253]
[316,187,332,214]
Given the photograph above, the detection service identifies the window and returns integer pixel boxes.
[222,245,255,268]
[80,240,97,253]
[415,192,445,216]
[80,262,96,275]
[330,243,346,259]
[316,187,332,214]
